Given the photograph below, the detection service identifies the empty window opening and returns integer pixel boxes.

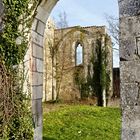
[76,43,83,65]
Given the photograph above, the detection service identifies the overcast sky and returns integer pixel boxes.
[50,0,119,67]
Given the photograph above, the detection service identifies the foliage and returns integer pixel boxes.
[55,27,87,100]
[0,0,39,66]
[0,0,40,139]
[74,66,90,99]
[45,14,69,101]
[73,36,111,104]
[0,61,33,139]
[43,105,121,140]
[90,37,111,106]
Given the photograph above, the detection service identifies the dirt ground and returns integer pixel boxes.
[43,98,96,113]
[43,97,120,113]
[43,103,68,113]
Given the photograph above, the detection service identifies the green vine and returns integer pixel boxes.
[90,37,111,106]
[0,0,39,67]
[73,36,111,106]
[0,0,40,139]
[74,66,90,99]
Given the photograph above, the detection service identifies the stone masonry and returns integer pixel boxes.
[23,0,140,139]
[43,18,56,101]
[119,0,140,139]
[44,25,113,102]
[27,1,59,139]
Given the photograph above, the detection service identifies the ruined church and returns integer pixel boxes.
[43,19,113,102]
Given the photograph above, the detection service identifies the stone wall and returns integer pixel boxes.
[44,25,113,102]
[119,0,140,139]
[43,18,56,101]
[22,0,140,139]
[25,1,59,139]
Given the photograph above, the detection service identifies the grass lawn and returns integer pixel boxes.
[43,105,121,140]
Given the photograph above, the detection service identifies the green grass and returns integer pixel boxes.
[43,105,121,140]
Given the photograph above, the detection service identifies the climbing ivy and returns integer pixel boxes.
[74,66,90,99]
[90,37,111,106]
[0,0,40,66]
[0,0,40,139]
[73,36,111,106]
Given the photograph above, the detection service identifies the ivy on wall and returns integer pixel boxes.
[74,66,90,99]
[74,36,111,106]
[0,0,40,66]
[90,37,111,106]
[0,0,40,139]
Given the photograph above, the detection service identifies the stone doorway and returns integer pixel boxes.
[26,0,140,139]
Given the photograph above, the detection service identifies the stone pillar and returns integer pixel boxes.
[31,25,44,140]
[119,0,140,139]
[30,0,59,139]
[43,18,56,101]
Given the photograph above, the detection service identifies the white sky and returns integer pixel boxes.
[50,0,119,67]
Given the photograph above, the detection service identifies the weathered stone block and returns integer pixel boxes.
[120,61,140,83]
[32,86,43,99]
[36,59,43,73]
[121,83,138,106]
[36,6,49,23]
[122,128,140,140]
[32,31,44,47]
[31,58,37,72]
[32,43,43,59]
[32,99,42,140]
[120,16,140,60]
[32,18,38,31]
[32,99,42,115]
[34,126,42,140]
[122,105,140,140]
[36,21,45,36]
[32,72,43,86]
[119,0,140,17]
[122,107,140,129]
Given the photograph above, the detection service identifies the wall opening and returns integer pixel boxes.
[43,0,119,104]
[32,0,120,138]
[29,0,140,139]
[75,43,83,66]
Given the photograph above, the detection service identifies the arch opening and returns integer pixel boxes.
[75,43,83,66]
[27,0,140,139]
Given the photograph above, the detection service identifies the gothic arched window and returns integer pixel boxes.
[75,43,83,65]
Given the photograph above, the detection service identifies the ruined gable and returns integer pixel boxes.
[44,24,113,102]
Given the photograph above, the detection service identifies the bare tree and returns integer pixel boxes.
[56,11,68,29]
[44,12,69,101]
[105,14,119,46]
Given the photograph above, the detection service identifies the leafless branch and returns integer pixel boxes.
[105,14,119,45]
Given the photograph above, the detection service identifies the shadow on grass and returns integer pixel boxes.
[43,136,57,140]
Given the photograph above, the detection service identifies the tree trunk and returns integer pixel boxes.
[97,94,103,106]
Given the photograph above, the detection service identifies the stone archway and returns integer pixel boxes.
[28,0,140,139]
[28,1,59,139]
